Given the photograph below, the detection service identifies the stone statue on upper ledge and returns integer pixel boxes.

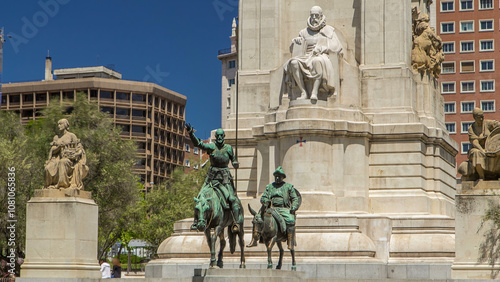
[458,108,500,180]
[44,118,89,189]
[284,6,344,101]
[411,8,444,78]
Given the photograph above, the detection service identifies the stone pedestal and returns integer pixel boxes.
[193,268,305,282]
[21,189,100,279]
[451,181,500,279]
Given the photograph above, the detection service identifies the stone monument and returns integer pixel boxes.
[452,109,500,279]
[149,1,458,280]
[20,119,100,279]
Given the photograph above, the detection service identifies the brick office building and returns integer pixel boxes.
[183,130,210,173]
[437,0,500,170]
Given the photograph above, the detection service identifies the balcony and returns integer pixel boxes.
[132,116,147,121]
[218,48,232,55]
[132,132,147,137]
[99,98,114,103]
[116,115,130,120]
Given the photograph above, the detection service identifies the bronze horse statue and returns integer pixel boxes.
[194,189,245,268]
[247,204,297,270]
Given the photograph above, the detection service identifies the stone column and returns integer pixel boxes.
[21,189,100,279]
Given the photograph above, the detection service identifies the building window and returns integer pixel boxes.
[116,92,129,100]
[460,21,474,32]
[100,90,113,99]
[441,22,455,33]
[480,80,495,92]
[443,42,455,53]
[101,107,114,115]
[442,82,456,94]
[227,96,231,108]
[185,159,190,167]
[228,60,236,69]
[460,0,474,10]
[116,108,130,117]
[461,81,475,93]
[479,0,493,9]
[193,164,199,170]
[228,78,235,87]
[132,93,146,102]
[441,1,455,11]
[460,41,474,52]
[479,20,494,31]
[480,40,494,51]
[444,102,456,114]
[461,61,475,73]
[23,94,34,102]
[480,60,494,71]
[481,100,495,112]
[185,144,190,152]
[446,122,456,134]
[194,147,199,155]
[461,142,472,154]
[462,122,474,133]
[442,62,456,74]
[461,101,476,113]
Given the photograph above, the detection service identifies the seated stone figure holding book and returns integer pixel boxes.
[458,108,500,180]
[284,6,343,101]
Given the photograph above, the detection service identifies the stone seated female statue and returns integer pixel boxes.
[44,119,88,189]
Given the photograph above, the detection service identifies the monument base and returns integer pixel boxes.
[451,180,500,280]
[147,258,456,281]
[193,268,305,282]
[21,193,100,279]
[147,213,453,280]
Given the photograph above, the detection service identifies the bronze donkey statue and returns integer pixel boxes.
[247,202,299,271]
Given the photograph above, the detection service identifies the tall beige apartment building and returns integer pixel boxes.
[217,18,238,129]
[0,57,187,188]
[437,0,500,170]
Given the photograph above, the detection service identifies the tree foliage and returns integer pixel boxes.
[0,94,140,261]
[0,111,34,265]
[479,200,500,279]
[129,165,208,252]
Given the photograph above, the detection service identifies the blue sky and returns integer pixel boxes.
[1,0,238,139]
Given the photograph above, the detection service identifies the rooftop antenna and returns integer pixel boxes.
[47,50,50,57]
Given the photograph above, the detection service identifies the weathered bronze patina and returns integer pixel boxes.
[247,166,301,270]
[187,123,245,268]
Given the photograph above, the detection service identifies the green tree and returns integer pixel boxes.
[129,165,208,252]
[478,200,500,279]
[0,111,34,265]
[0,94,141,261]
